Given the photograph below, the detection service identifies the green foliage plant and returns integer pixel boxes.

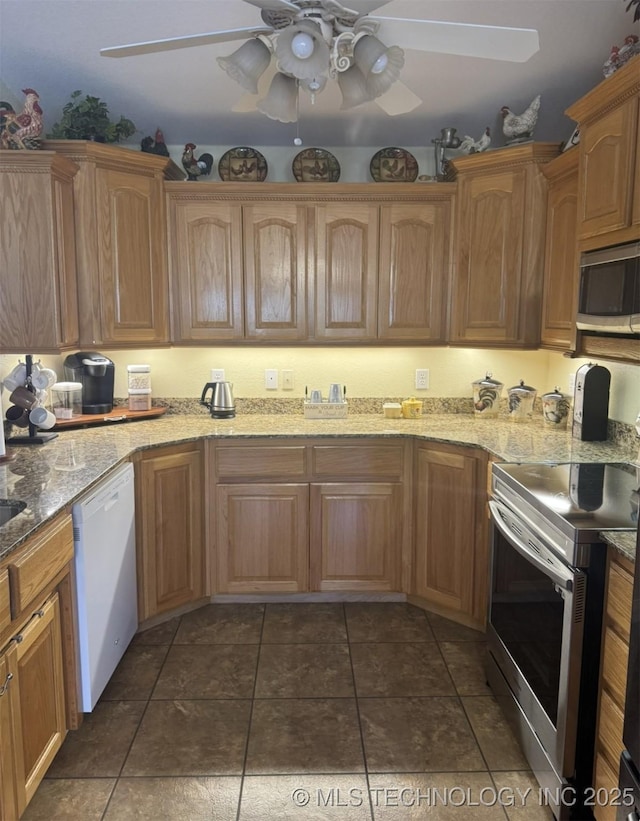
[48,90,136,142]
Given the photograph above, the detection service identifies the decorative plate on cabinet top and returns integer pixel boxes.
[369,147,418,182]
[292,148,341,183]
[218,147,268,182]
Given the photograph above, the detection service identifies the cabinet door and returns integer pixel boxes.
[243,203,307,340]
[136,444,205,620]
[378,202,449,341]
[578,97,638,241]
[314,203,379,339]
[310,483,401,592]
[0,153,79,353]
[414,445,487,624]
[541,155,579,349]
[169,199,244,341]
[216,484,309,593]
[0,647,18,821]
[11,593,67,816]
[95,168,169,344]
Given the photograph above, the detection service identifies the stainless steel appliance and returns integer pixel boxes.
[200,381,235,419]
[63,352,115,414]
[576,241,640,335]
[488,462,638,820]
[619,524,640,820]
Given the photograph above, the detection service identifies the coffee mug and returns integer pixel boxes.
[5,404,29,427]
[9,385,38,410]
[31,366,57,390]
[2,362,27,392]
[328,383,343,403]
[29,406,56,430]
[310,389,322,403]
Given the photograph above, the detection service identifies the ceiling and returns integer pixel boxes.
[0,0,636,148]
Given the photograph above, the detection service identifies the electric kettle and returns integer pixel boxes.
[200,381,235,419]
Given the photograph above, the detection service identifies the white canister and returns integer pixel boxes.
[51,381,82,419]
[472,373,504,417]
[542,387,571,429]
[127,364,151,391]
[507,380,537,422]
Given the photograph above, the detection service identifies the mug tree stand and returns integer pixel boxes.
[6,354,58,446]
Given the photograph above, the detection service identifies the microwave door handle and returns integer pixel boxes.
[489,500,573,590]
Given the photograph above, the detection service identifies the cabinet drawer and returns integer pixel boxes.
[0,569,10,636]
[598,687,625,772]
[607,559,633,642]
[215,446,307,479]
[601,625,630,707]
[311,445,404,479]
[7,516,73,617]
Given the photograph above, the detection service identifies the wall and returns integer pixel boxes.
[2,347,638,425]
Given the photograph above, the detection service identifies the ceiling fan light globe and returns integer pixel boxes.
[337,65,373,109]
[256,71,299,122]
[276,20,330,80]
[216,38,272,94]
[371,53,388,74]
[358,40,404,99]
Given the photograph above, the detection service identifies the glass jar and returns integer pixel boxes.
[127,364,151,391]
[51,381,82,419]
[128,389,152,411]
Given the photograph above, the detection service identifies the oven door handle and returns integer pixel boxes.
[489,500,574,590]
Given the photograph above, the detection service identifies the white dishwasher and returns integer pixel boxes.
[72,462,137,711]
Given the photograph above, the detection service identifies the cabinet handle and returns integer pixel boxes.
[0,672,13,696]
[14,608,45,643]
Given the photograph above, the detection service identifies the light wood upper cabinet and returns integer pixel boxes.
[378,201,450,342]
[168,199,244,341]
[540,148,580,350]
[135,442,205,622]
[43,140,180,347]
[448,143,560,347]
[565,56,640,250]
[413,441,489,628]
[314,202,379,340]
[244,203,308,340]
[0,151,79,353]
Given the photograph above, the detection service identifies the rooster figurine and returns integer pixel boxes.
[182,143,214,181]
[459,127,491,154]
[0,88,43,150]
[141,128,170,157]
[500,95,541,144]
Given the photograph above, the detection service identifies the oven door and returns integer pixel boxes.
[488,499,586,778]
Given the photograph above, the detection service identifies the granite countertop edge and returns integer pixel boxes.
[1,412,637,563]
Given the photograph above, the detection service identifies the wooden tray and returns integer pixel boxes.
[52,406,166,429]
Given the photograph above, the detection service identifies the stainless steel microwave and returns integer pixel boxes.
[576,241,640,334]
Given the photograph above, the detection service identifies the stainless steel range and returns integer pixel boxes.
[487,462,639,821]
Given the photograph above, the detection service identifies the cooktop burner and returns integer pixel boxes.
[494,462,639,533]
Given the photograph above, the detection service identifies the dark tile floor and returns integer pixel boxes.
[24,603,553,820]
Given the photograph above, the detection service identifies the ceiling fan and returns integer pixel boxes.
[100,0,540,122]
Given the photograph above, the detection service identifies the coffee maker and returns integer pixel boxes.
[64,352,115,414]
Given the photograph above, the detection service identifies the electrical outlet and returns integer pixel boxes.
[265,369,278,390]
[568,372,576,393]
[415,369,430,390]
[281,369,294,390]
[210,368,225,382]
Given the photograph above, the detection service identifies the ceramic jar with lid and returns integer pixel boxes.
[507,379,537,422]
[472,373,504,417]
[401,397,422,418]
[542,386,571,429]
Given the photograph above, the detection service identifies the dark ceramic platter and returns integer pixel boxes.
[218,147,268,182]
[292,148,341,182]
[370,147,418,182]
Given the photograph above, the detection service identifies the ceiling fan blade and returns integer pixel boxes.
[369,17,540,62]
[243,0,299,10]
[374,80,421,115]
[100,26,273,58]
[341,0,393,13]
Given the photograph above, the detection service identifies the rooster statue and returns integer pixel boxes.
[0,88,43,150]
[459,127,491,154]
[182,143,214,181]
[500,95,541,144]
[141,128,170,157]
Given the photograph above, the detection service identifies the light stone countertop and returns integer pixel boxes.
[0,411,637,562]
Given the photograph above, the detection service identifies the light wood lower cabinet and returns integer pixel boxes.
[592,550,634,821]
[216,484,309,593]
[1,593,67,818]
[135,442,205,621]
[0,648,19,821]
[412,442,489,627]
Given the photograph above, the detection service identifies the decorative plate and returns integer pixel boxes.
[292,148,341,183]
[218,147,268,182]
[369,147,419,182]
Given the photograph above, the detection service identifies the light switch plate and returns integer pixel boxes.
[265,369,278,390]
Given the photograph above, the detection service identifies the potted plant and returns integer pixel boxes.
[47,90,136,142]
